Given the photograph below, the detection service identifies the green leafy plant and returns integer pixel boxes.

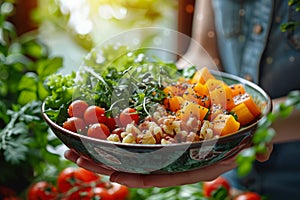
[129,183,208,200]
[280,0,300,32]
[236,90,300,176]
[0,1,69,193]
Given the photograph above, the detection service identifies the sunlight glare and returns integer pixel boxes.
[98,5,127,20]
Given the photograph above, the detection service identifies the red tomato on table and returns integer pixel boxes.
[203,176,231,197]
[107,182,129,200]
[27,181,58,200]
[57,167,102,199]
[57,167,100,193]
[85,187,113,200]
[233,192,262,200]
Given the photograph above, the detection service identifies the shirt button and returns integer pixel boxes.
[253,24,263,34]
[244,74,253,82]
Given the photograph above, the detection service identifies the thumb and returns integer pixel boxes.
[256,143,273,162]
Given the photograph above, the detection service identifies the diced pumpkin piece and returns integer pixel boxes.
[191,67,215,84]
[233,93,261,117]
[210,84,235,110]
[164,96,185,112]
[208,104,226,121]
[231,103,255,126]
[212,114,240,136]
[229,83,246,97]
[193,82,209,97]
[178,101,209,122]
[205,79,225,92]
[163,84,188,97]
[183,87,211,107]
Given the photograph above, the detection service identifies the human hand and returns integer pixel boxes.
[64,149,238,188]
[64,142,273,188]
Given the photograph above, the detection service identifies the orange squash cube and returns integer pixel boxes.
[164,96,185,112]
[212,114,240,136]
[209,84,235,110]
[191,67,215,84]
[183,87,211,107]
[229,83,246,97]
[178,101,209,122]
[193,82,209,97]
[233,93,261,117]
[163,84,188,97]
[231,103,255,126]
[205,79,225,92]
[209,104,226,121]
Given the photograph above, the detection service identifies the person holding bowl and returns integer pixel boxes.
[65,0,300,198]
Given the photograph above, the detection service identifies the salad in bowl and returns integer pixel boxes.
[42,42,271,174]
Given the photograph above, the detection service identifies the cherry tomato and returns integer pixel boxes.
[106,116,119,131]
[111,127,125,138]
[27,181,58,200]
[57,167,78,193]
[107,182,129,200]
[61,186,91,200]
[58,168,103,199]
[85,187,113,200]
[203,176,231,197]
[0,186,21,200]
[233,192,262,200]
[87,123,111,140]
[84,105,107,125]
[75,167,100,182]
[119,107,139,127]
[57,167,100,193]
[63,117,86,133]
[68,100,89,118]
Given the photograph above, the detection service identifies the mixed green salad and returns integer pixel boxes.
[44,45,185,125]
[44,43,266,147]
[43,44,300,175]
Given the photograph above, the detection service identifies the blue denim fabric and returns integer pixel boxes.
[213,0,300,98]
[212,0,300,199]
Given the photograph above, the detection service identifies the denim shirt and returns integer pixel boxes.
[212,0,300,98]
[212,0,300,199]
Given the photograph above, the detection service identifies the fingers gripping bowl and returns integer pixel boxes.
[42,47,271,174]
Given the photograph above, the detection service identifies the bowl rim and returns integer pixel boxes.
[41,70,272,149]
